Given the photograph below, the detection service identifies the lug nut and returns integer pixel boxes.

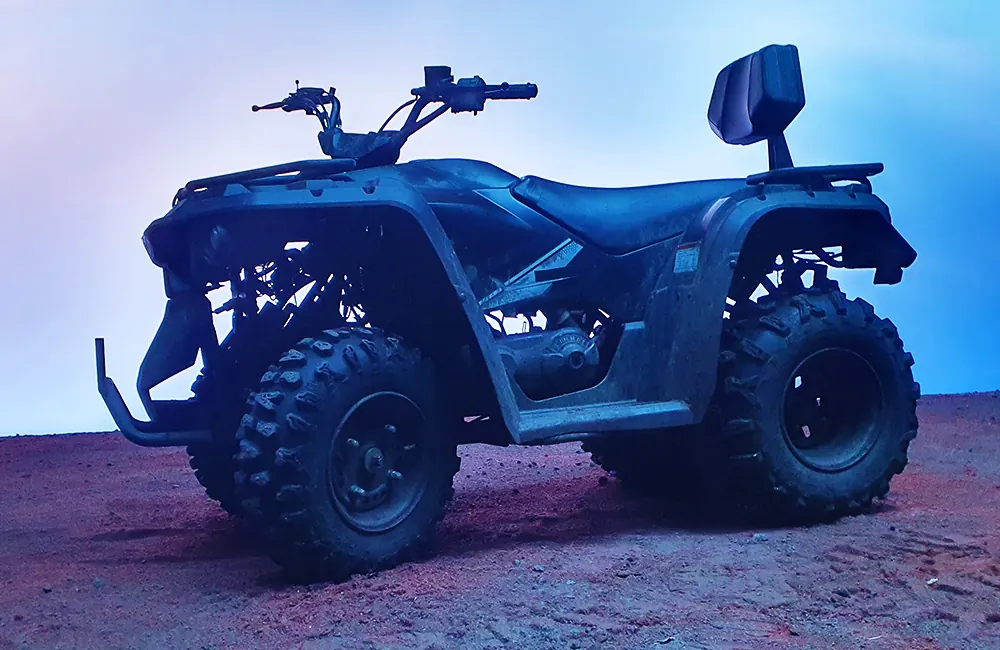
[388,470,403,481]
[346,438,360,448]
[384,424,397,434]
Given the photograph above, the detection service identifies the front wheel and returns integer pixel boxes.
[704,288,920,520]
[233,327,460,583]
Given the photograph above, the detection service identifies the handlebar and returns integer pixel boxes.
[251,67,538,164]
[484,83,538,101]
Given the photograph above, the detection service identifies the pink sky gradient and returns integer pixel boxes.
[1,1,997,434]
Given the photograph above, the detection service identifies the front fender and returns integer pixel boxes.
[115,176,520,443]
[641,186,916,420]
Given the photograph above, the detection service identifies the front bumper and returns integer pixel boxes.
[96,338,213,447]
[95,293,218,448]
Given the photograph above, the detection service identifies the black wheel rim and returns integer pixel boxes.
[326,392,430,533]
[780,347,884,472]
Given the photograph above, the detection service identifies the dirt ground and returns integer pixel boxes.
[1,393,999,650]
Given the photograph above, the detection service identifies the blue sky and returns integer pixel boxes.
[0,1,997,435]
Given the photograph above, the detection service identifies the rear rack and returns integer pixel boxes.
[173,158,357,204]
[746,163,884,189]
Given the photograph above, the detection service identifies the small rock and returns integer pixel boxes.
[752,533,769,542]
[41,586,52,594]
[93,578,106,589]
[514,559,524,567]
[532,564,545,573]
[656,638,675,645]
[598,476,609,486]
[566,580,576,586]
[616,571,630,578]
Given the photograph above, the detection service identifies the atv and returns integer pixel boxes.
[96,44,919,583]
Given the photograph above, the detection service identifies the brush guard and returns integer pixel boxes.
[95,338,213,447]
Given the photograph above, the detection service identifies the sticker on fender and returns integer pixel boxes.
[673,244,700,274]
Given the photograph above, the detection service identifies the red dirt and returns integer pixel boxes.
[1,393,999,650]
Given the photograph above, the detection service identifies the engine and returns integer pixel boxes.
[495,318,602,400]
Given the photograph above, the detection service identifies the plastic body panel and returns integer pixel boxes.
[100,158,916,447]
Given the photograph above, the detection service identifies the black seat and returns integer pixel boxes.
[510,175,747,255]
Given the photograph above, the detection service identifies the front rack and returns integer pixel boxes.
[173,158,357,204]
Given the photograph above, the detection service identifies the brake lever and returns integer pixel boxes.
[251,100,284,112]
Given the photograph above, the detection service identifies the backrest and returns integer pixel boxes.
[707,44,805,146]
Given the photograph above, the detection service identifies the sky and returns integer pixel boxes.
[0,1,998,435]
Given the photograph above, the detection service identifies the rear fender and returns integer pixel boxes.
[639,186,916,419]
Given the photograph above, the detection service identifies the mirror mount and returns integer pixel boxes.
[708,44,805,171]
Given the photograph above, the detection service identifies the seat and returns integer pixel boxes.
[510,175,747,255]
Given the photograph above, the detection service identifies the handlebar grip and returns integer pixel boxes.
[487,83,538,100]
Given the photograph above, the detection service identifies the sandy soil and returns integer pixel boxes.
[1,393,999,650]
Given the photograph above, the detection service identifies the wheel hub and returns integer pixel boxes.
[326,392,429,532]
[781,347,884,472]
[364,447,385,473]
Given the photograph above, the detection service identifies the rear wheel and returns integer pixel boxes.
[186,373,243,517]
[704,287,919,520]
[234,327,460,583]
[583,432,705,502]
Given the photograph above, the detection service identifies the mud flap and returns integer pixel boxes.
[136,293,217,418]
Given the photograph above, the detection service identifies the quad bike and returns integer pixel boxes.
[96,44,919,582]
